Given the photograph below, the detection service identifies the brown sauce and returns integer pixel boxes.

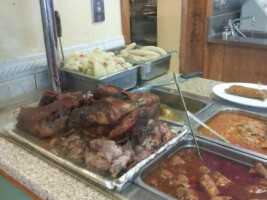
[199,113,267,155]
[160,104,184,122]
[143,148,267,200]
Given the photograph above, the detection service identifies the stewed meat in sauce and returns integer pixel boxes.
[143,148,267,200]
[199,113,267,155]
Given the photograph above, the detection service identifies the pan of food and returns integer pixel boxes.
[60,49,139,93]
[194,105,267,160]
[109,43,176,81]
[135,136,267,200]
[130,86,212,124]
[0,85,190,190]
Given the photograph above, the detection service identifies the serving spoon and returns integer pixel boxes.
[173,73,204,161]
[187,111,230,143]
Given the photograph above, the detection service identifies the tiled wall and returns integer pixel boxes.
[0,36,124,104]
[0,70,49,102]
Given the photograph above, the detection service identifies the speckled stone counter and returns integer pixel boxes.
[0,76,221,200]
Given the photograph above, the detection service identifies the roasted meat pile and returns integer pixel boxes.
[16,86,174,177]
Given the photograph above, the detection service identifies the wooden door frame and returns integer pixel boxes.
[120,0,213,73]
[120,0,131,44]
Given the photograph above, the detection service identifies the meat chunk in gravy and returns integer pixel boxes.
[199,174,220,197]
[245,184,267,194]
[211,171,232,187]
[159,169,173,179]
[249,163,267,178]
[149,178,158,187]
[169,155,185,166]
[176,186,198,200]
[210,196,233,200]
[260,179,267,186]
[171,174,189,187]
[199,165,211,174]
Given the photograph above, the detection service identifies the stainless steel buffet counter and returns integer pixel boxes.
[0,74,266,200]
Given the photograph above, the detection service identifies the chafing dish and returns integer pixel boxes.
[109,46,175,82]
[134,136,267,199]
[1,120,189,191]
[131,86,212,124]
[194,105,267,161]
[61,66,138,93]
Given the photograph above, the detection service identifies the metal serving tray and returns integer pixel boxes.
[108,46,175,81]
[1,120,189,191]
[134,136,267,200]
[194,106,267,160]
[61,66,138,93]
[130,86,212,124]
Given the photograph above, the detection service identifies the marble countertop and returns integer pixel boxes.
[0,75,221,200]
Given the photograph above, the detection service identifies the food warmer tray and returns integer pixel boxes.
[134,136,267,200]
[130,86,213,124]
[1,120,189,191]
[108,46,176,81]
[60,65,138,93]
[193,104,267,161]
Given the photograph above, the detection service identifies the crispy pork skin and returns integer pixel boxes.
[17,92,83,138]
[38,91,60,106]
[93,85,124,100]
[78,99,136,125]
[71,87,160,142]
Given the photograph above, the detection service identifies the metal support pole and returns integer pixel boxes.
[40,0,62,92]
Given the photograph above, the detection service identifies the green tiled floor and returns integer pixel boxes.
[0,175,31,200]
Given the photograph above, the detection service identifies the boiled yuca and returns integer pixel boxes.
[141,46,167,56]
[124,43,136,51]
[128,49,161,57]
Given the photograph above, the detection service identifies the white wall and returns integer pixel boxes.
[0,0,122,62]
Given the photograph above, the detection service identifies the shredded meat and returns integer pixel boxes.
[84,139,134,176]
